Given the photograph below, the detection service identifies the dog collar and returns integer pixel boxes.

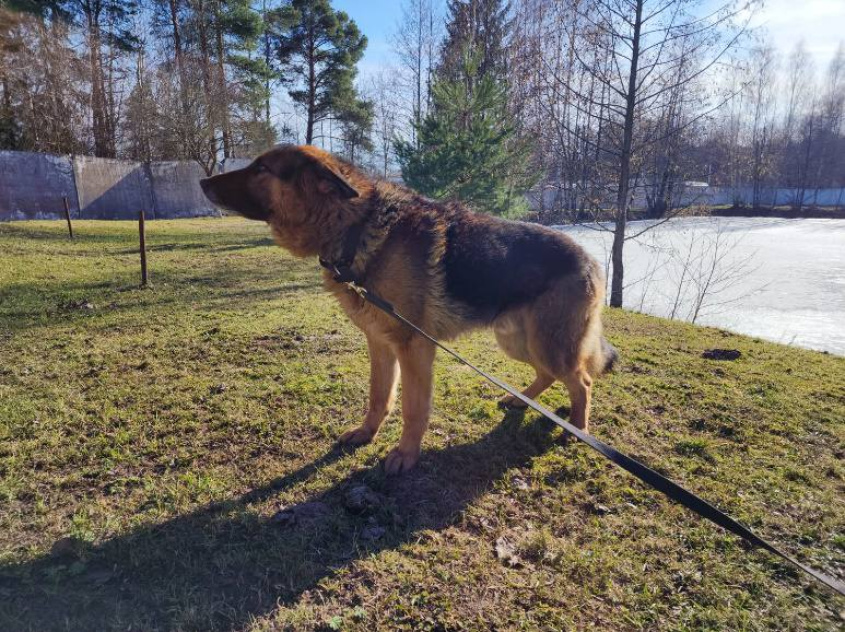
[319,218,369,284]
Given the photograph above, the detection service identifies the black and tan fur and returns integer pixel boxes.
[200,145,617,474]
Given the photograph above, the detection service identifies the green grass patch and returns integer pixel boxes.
[0,218,843,631]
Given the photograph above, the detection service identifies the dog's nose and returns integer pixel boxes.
[199,178,218,204]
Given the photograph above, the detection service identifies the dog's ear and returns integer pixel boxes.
[310,160,360,199]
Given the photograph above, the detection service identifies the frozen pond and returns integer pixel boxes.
[557,217,845,356]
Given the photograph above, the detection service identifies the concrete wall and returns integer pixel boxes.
[0,151,79,220]
[707,186,845,207]
[0,151,220,221]
[72,156,155,220]
[146,161,216,219]
[222,158,251,172]
[528,182,845,212]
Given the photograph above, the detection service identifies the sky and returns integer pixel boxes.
[747,0,845,70]
[332,0,408,74]
[333,0,845,79]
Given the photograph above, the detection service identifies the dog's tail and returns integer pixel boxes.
[599,336,619,374]
[585,335,618,377]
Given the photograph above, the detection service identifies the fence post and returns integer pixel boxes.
[62,196,74,240]
[139,210,148,287]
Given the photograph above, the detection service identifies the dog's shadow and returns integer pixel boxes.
[0,409,571,631]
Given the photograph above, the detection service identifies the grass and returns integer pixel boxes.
[0,217,843,631]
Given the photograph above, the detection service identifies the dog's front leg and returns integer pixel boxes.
[339,336,398,446]
[384,337,436,475]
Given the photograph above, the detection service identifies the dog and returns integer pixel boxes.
[200,145,617,474]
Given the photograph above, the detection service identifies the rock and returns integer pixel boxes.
[50,536,81,557]
[85,568,113,585]
[495,536,522,567]
[271,507,297,527]
[60,299,95,311]
[360,525,386,542]
[343,484,382,514]
[702,348,741,361]
[511,476,530,491]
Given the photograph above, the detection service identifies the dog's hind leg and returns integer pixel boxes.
[384,337,436,475]
[497,370,555,409]
[339,336,398,446]
[494,312,555,408]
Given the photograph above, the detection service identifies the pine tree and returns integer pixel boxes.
[270,0,367,146]
[212,0,272,158]
[396,48,536,217]
[335,95,373,164]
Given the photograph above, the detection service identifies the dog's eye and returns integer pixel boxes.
[255,163,269,174]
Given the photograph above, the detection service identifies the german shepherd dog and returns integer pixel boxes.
[200,145,617,474]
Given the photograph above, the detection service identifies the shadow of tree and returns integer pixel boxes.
[0,410,567,631]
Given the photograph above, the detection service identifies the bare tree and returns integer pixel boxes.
[665,220,759,323]
[747,43,778,208]
[559,0,753,307]
[0,7,88,154]
[368,69,402,177]
[780,41,818,210]
[393,0,440,147]
[66,0,139,157]
[782,42,812,146]
[817,44,845,194]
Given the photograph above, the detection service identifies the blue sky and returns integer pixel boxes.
[332,0,412,73]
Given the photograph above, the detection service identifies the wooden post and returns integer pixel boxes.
[139,210,148,287]
[62,196,74,240]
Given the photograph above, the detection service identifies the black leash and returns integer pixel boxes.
[320,259,845,598]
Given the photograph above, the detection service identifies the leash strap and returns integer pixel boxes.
[319,260,845,597]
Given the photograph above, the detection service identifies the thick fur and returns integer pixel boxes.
[200,145,617,474]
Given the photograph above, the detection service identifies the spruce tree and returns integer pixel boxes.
[396,48,536,217]
[438,0,511,84]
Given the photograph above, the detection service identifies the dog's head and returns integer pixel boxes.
[200,145,362,254]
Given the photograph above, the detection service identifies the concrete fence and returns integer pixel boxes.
[705,186,845,207]
[0,151,224,221]
[529,182,845,213]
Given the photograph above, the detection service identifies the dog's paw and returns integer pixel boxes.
[338,425,375,447]
[383,446,419,475]
[497,394,528,409]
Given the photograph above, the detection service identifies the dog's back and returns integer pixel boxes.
[440,209,601,324]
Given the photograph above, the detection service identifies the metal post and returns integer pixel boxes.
[62,196,74,240]
[139,210,148,286]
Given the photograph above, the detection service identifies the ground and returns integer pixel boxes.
[0,218,843,632]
